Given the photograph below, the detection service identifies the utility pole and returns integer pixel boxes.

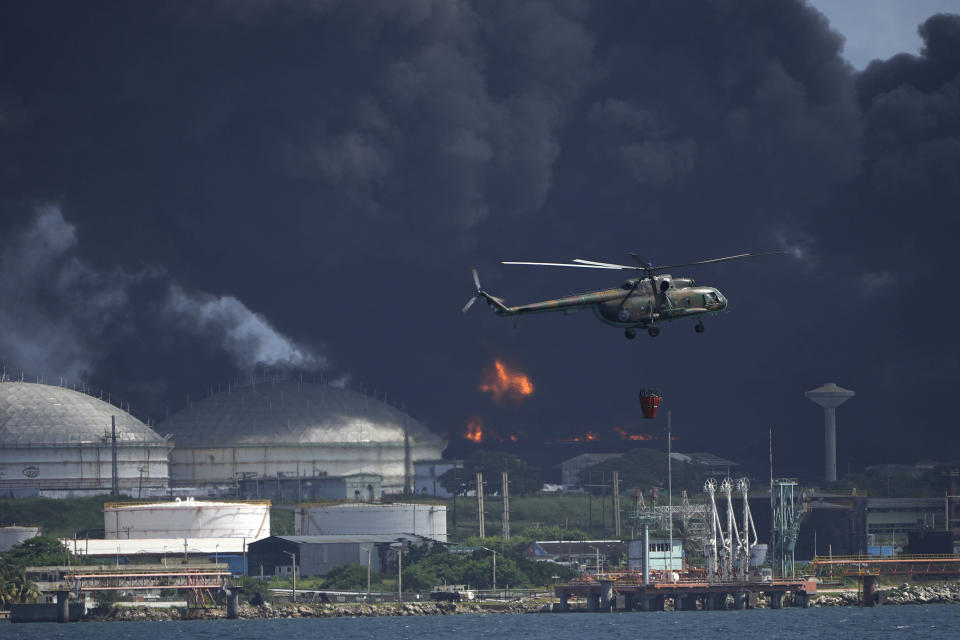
[367,547,372,595]
[111,415,119,496]
[502,471,510,540]
[769,428,775,578]
[612,471,621,538]
[282,550,297,602]
[397,547,403,603]
[476,472,485,539]
[667,410,673,575]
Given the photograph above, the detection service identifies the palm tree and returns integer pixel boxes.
[0,562,40,608]
[13,570,41,604]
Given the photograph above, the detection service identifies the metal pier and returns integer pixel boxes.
[553,578,816,612]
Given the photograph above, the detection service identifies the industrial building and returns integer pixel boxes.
[627,538,684,572]
[159,377,446,495]
[62,537,251,574]
[247,534,431,578]
[523,540,626,572]
[295,502,447,542]
[559,454,623,488]
[235,472,383,503]
[866,497,948,550]
[414,459,461,497]
[104,498,270,540]
[0,380,170,496]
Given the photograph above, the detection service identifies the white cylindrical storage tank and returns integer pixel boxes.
[0,381,170,496]
[0,526,41,552]
[295,503,447,542]
[104,498,271,539]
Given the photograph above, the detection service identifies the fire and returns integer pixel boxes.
[464,416,484,443]
[479,360,535,403]
[463,416,506,443]
[612,426,656,441]
[561,430,600,443]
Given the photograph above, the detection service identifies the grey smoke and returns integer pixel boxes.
[0,207,325,379]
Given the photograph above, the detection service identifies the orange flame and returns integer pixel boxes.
[479,360,535,403]
[463,416,507,443]
[464,416,484,443]
[613,426,656,441]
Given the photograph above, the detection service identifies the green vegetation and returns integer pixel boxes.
[0,536,72,609]
[439,451,542,496]
[271,506,295,535]
[0,494,113,538]
[241,535,577,599]
[579,448,708,494]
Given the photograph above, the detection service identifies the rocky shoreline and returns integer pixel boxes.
[85,600,546,621]
[80,583,960,621]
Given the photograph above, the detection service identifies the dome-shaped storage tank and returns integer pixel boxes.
[0,381,170,496]
[295,502,447,542]
[160,377,446,494]
[104,497,271,539]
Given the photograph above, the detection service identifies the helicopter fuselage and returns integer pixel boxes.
[492,274,727,328]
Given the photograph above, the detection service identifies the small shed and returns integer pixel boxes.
[627,537,684,572]
[247,534,432,578]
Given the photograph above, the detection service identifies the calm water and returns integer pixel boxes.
[4,607,960,640]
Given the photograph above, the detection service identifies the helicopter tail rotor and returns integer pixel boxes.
[461,268,482,313]
[462,269,509,314]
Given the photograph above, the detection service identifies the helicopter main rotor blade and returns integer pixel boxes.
[572,258,640,269]
[501,261,622,269]
[647,251,786,271]
[461,296,479,314]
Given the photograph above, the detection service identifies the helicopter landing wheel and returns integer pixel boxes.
[625,328,636,340]
[648,326,660,337]
[695,321,705,333]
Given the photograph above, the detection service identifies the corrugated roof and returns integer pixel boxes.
[0,381,163,445]
[262,534,434,545]
[61,537,261,556]
[158,379,444,448]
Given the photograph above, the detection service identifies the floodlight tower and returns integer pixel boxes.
[805,382,855,482]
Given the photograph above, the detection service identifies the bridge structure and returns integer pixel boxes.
[809,554,960,578]
[25,565,238,622]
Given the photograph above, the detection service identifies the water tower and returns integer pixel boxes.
[805,382,855,482]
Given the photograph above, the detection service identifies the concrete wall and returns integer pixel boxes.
[0,442,169,492]
[10,603,84,623]
[170,440,444,492]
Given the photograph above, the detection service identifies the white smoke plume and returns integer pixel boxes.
[0,206,325,379]
[166,286,326,370]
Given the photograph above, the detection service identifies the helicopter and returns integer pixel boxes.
[461,252,782,339]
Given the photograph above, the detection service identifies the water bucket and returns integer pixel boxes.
[638,389,662,419]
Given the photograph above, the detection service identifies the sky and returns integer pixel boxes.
[1,1,958,482]
[811,0,960,68]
